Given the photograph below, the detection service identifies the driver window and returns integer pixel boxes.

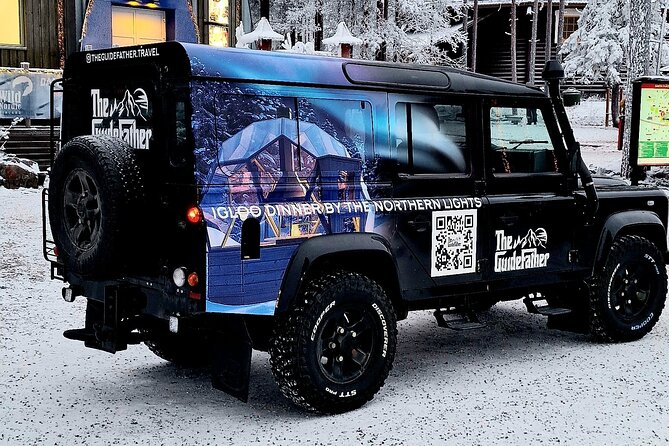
[394,102,469,175]
[489,107,558,174]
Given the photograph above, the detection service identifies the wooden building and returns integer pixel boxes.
[0,0,63,69]
[470,1,586,86]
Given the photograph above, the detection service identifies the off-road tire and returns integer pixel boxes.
[269,271,397,414]
[144,331,212,368]
[49,136,145,277]
[589,235,667,342]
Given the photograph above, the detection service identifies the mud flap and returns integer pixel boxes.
[211,317,253,402]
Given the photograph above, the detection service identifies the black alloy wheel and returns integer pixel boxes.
[315,305,375,385]
[62,169,102,250]
[608,263,655,322]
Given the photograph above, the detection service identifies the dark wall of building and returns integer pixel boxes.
[0,0,61,69]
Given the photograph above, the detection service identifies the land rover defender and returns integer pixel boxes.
[44,42,668,413]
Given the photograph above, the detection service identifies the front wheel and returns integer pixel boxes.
[589,235,667,342]
[269,271,397,414]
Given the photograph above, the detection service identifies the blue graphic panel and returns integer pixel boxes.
[192,82,377,316]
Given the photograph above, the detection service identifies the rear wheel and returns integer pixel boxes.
[589,235,667,342]
[269,271,397,413]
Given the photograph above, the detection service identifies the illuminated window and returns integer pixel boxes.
[112,6,166,47]
[207,0,229,47]
[0,0,23,46]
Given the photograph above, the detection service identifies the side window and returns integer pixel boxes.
[298,98,373,233]
[394,102,468,175]
[489,107,558,174]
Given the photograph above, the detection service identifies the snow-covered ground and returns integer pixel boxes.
[2,100,668,445]
[568,98,623,174]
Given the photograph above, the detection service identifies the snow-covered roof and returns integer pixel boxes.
[237,17,283,44]
[322,22,362,46]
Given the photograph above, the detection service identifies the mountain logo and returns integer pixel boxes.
[494,227,550,273]
[517,228,547,249]
[116,88,149,121]
[90,88,153,150]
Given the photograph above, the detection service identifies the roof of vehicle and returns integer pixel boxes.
[66,42,545,98]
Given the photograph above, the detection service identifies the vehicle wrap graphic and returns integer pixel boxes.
[431,209,478,277]
[90,88,152,149]
[191,79,485,315]
[494,228,550,272]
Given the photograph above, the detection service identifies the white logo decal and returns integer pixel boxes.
[494,228,550,273]
[431,209,478,277]
[371,302,389,358]
[311,300,336,341]
[91,88,152,149]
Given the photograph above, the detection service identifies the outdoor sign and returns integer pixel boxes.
[0,68,63,120]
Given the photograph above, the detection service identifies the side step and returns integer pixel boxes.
[523,294,571,316]
[434,308,486,331]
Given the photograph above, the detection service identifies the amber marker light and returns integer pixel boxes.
[188,272,199,287]
[186,206,202,224]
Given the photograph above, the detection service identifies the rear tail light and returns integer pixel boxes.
[187,272,199,287]
[186,206,202,224]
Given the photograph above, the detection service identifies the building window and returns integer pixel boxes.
[112,6,166,47]
[555,9,581,42]
[0,0,23,46]
[207,0,229,47]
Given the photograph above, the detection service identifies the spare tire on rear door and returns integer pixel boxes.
[49,135,146,277]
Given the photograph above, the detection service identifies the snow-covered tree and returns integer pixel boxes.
[559,0,629,86]
[622,0,654,177]
[390,0,467,66]
[269,0,468,66]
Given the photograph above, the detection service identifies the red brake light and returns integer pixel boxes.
[186,206,202,224]
[188,272,199,287]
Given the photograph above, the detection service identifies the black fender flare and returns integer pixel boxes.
[593,210,667,274]
[276,233,401,315]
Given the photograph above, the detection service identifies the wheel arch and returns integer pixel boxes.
[593,210,667,274]
[276,233,406,320]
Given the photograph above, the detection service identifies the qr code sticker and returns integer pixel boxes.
[431,210,477,277]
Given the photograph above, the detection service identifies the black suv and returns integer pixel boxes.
[45,42,667,414]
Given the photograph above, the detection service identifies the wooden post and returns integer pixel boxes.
[259,39,272,51]
[340,43,353,58]
[557,0,566,61]
[511,0,517,83]
[545,0,553,61]
[605,87,610,127]
[529,0,539,85]
[463,0,469,68]
[472,0,479,72]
